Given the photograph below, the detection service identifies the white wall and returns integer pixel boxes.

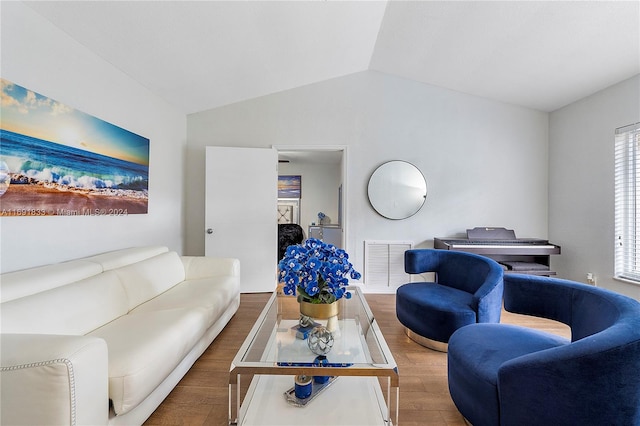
[187,71,549,280]
[0,2,186,272]
[278,161,341,231]
[549,74,640,299]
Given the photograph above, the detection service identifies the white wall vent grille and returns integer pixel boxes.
[364,240,413,288]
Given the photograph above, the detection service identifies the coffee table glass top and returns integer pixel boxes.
[232,286,397,374]
[229,286,399,425]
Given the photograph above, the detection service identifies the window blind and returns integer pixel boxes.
[614,122,640,282]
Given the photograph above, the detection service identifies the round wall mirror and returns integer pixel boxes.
[367,160,427,220]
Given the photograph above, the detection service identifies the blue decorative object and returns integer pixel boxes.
[294,375,312,399]
[314,376,330,384]
[284,376,339,407]
[447,274,640,426]
[278,238,361,305]
[307,326,334,355]
[291,318,320,340]
[313,355,330,384]
[396,249,503,351]
[317,211,326,225]
[277,361,352,368]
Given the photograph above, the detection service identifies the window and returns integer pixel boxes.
[614,122,640,282]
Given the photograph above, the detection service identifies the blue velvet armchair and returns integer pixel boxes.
[448,274,640,426]
[396,249,504,351]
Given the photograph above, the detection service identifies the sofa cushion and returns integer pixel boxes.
[1,271,128,335]
[112,251,186,311]
[0,260,102,303]
[447,323,568,425]
[131,276,240,329]
[87,307,208,415]
[82,246,169,271]
[396,282,476,342]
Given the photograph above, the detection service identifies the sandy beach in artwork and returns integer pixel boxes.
[0,183,148,216]
[1,88,151,217]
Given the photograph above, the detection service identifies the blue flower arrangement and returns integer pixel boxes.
[279,238,361,304]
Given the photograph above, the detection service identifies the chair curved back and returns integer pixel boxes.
[499,274,640,425]
[405,249,504,322]
[504,274,639,340]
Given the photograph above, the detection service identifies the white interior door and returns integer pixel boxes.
[205,146,277,293]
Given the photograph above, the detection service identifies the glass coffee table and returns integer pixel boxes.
[229,286,399,425]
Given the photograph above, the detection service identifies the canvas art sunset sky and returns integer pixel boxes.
[0,78,149,215]
[278,175,301,199]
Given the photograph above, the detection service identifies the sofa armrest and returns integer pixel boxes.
[181,256,240,280]
[1,334,109,426]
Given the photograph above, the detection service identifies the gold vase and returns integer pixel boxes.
[299,300,339,319]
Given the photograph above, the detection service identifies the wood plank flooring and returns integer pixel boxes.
[144,293,570,426]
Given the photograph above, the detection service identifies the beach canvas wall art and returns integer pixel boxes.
[278,175,301,198]
[0,78,149,216]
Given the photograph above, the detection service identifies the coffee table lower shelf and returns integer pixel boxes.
[237,374,391,425]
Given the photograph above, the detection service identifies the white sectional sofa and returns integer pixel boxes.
[0,246,241,425]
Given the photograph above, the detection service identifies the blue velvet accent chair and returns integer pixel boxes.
[447,274,640,426]
[395,249,504,352]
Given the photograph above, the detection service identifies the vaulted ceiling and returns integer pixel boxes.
[24,1,640,115]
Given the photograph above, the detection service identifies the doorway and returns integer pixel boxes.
[204,146,346,292]
[276,146,347,250]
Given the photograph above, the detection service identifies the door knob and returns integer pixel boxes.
[206,228,214,234]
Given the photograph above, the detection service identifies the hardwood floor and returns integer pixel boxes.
[144,293,570,426]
